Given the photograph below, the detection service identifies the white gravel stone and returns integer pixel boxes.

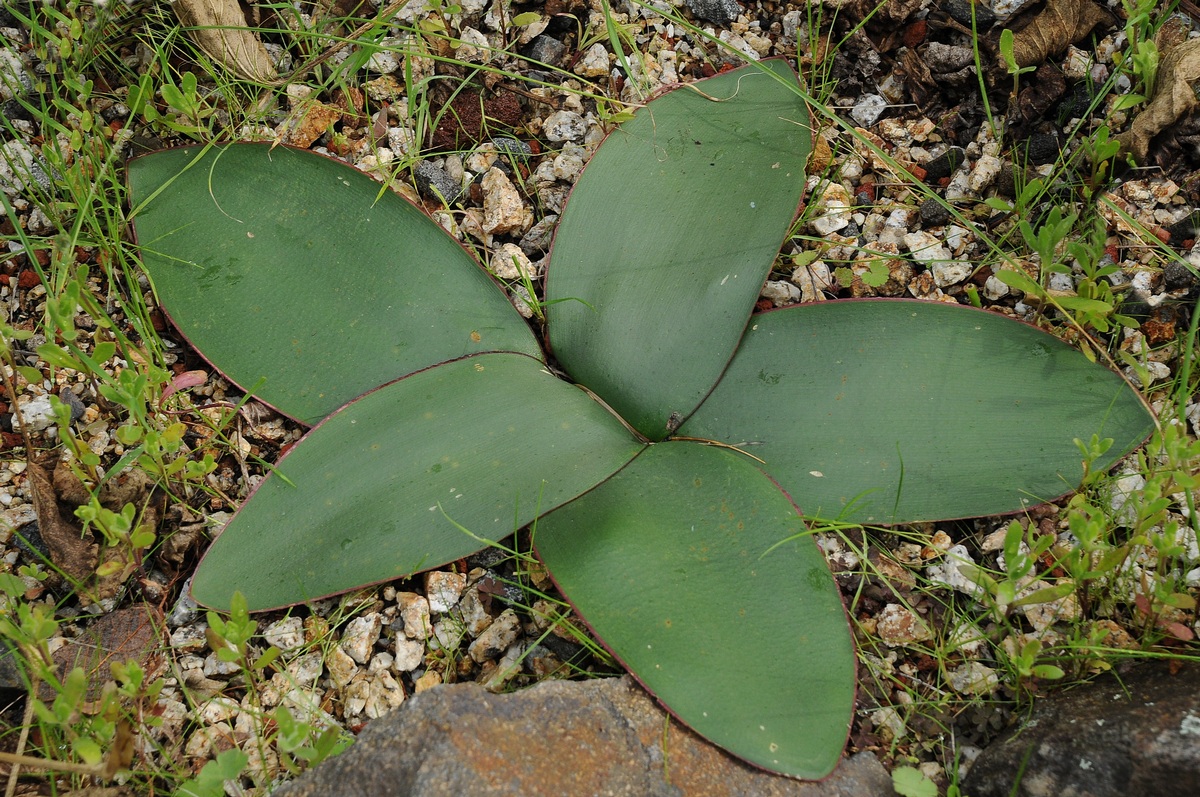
[1061,46,1091,80]
[387,126,416,157]
[791,259,833,302]
[1020,582,1080,632]
[453,27,491,62]
[983,274,1010,300]
[1124,360,1171,388]
[482,641,525,692]
[0,47,32,101]
[992,0,1038,17]
[170,623,209,652]
[432,617,466,650]
[481,168,532,235]
[968,154,1003,192]
[903,230,952,266]
[927,545,985,598]
[340,613,382,664]
[14,394,55,433]
[468,608,522,663]
[424,571,467,614]
[394,635,425,672]
[198,696,239,725]
[875,604,933,647]
[542,110,587,142]
[363,670,406,718]
[459,587,494,637]
[809,181,852,235]
[0,141,45,201]
[491,243,536,281]
[1048,272,1074,292]
[760,280,801,306]
[947,662,1000,695]
[930,260,972,287]
[185,722,232,759]
[574,43,610,77]
[552,144,586,181]
[263,617,305,652]
[398,592,431,640]
[201,651,241,678]
[718,30,760,61]
[850,94,886,127]
[285,653,325,688]
[366,47,400,74]
[327,645,359,689]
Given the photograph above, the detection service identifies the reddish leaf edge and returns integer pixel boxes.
[540,57,812,425]
[531,440,857,781]
[681,296,1159,525]
[187,350,643,612]
[126,141,541,428]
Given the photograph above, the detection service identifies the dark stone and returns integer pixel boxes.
[963,660,1200,797]
[1,639,27,693]
[919,197,951,226]
[686,0,741,26]
[923,147,965,181]
[520,214,559,256]
[58,387,85,422]
[490,136,532,159]
[274,676,898,797]
[521,34,566,68]
[943,0,995,29]
[1163,260,1197,289]
[1018,133,1061,166]
[1166,211,1200,246]
[412,161,464,206]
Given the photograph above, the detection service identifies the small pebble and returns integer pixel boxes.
[542,110,587,142]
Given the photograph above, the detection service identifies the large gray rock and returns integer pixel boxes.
[275,676,896,797]
[964,660,1200,797]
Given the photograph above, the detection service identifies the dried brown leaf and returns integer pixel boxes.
[173,0,277,82]
[27,458,97,581]
[1009,0,1113,68]
[44,605,166,709]
[1118,38,1200,162]
[1015,62,1067,123]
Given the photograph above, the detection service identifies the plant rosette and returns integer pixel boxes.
[127,60,1154,778]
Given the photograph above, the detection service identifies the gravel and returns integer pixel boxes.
[3,1,1200,791]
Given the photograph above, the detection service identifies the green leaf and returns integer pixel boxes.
[892,766,938,797]
[993,268,1043,295]
[192,353,642,611]
[1055,296,1113,315]
[680,300,1155,523]
[127,144,539,424]
[546,60,811,440]
[536,441,854,778]
[16,365,43,384]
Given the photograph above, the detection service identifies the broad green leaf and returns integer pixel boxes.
[128,144,539,424]
[191,353,642,611]
[546,60,811,441]
[680,300,1155,524]
[536,441,854,778]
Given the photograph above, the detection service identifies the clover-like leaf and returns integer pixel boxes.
[535,441,854,778]
[128,143,540,424]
